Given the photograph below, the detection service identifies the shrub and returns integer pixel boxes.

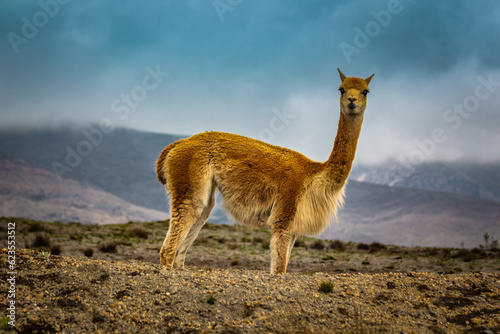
[50,245,62,255]
[471,248,486,256]
[451,249,472,260]
[83,248,94,257]
[369,242,386,252]
[207,295,216,305]
[294,239,305,248]
[480,233,499,252]
[37,250,51,258]
[318,281,334,293]
[357,243,370,250]
[329,240,346,251]
[311,240,325,250]
[128,227,149,239]
[31,235,51,249]
[424,248,440,257]
[252,236,264,243]
[92,306,101,323]
[99,242,117,253]
[28,222,45,232]
[1,314,9,330]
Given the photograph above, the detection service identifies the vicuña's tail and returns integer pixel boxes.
[155,141,180,185]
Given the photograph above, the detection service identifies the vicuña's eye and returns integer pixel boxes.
[362,90,369,97]
[339,88,345,95]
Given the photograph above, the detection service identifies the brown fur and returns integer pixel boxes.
[156,69,374,274]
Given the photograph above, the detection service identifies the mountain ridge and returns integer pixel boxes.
[350,159,500,203]
[328,179,500,248]
[1,126,499,247]
[0,158,168,224]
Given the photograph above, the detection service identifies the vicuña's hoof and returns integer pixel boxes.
[172,265,185,270]
[160,258,174,269]
[271,271,286,276]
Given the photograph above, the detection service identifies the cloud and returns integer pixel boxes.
[1,0,499,163]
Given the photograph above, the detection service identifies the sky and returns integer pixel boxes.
[1,0,500,165]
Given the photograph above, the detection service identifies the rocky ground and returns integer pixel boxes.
[1,218,499,333]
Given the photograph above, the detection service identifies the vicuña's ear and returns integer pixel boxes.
[337,68,347,82]
[365,73,374,85]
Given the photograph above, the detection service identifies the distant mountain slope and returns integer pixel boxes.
[0,159,168,224]
[1,127,499,247]
[350,160,500,202]
[322,180,500,248]
[0,127,184,213]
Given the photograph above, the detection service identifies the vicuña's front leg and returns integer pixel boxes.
[270,226,293,275]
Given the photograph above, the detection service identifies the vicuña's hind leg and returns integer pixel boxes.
[172,188,216,269]
[160,202,198,269]
[270,226,293,275]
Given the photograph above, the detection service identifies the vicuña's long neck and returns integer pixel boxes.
[325,111,364,185]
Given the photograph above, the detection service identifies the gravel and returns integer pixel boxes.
[1,249,499,333]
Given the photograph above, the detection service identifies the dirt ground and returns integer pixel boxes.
[1,218,499,333]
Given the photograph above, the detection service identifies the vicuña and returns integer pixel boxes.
[156,69,374,274]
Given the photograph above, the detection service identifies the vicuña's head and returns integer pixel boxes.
[337,68,374,116]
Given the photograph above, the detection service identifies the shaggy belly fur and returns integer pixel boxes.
[213,170,345,236]
[214,176,275,229]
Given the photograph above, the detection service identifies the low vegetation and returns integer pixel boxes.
[99,241,118,253]
[207,294,216,305]
[480,232,499,252]
[318,280,334,293]
[83,247,94,257]
[1,217,499,275]
[0,217,499,333]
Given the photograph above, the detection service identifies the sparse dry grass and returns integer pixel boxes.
[1,217,499,274]
[1,217,499,333]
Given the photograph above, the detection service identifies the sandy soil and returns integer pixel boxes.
[1,249,499,333]
[1,218,499,333]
